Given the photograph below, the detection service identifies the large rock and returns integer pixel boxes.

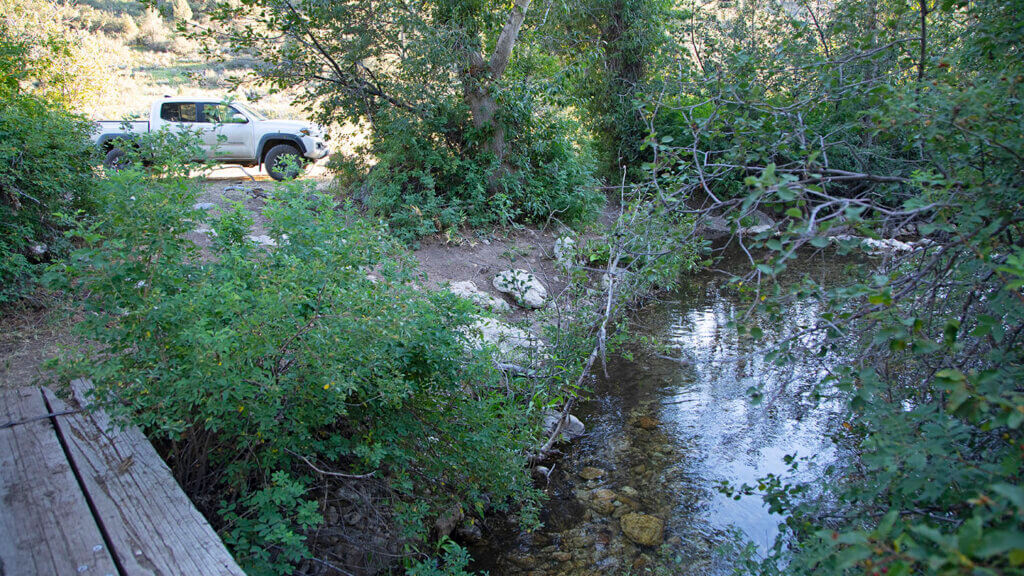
[543,410,585,442]
[620,513,664,546]
[493,269,548,309]
[462,317,546,366]
[448,280,511,312]
[247,234,277,247]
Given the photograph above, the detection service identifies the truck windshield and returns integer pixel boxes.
[232,103,269,121]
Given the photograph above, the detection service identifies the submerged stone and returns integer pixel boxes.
[620,513,664,546]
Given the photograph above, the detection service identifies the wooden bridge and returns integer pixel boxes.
[0,380,245,575]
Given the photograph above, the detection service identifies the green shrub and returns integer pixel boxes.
[0,31,96,302]
[342,94,602,245]
[52,170,543,574]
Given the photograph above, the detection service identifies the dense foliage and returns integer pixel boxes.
[644,0,1024,573]
[202,0,603,242]
[52,168,544,574]
[0,26,95,303]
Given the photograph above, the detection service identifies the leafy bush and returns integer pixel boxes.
[0,30,96,302]
[53,169,544,574]
[344,96,601,245]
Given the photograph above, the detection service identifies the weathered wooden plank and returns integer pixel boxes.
[0,387,119,576]
[44,381,246,576]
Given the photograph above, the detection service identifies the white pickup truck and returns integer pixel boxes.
[92,97,330,180]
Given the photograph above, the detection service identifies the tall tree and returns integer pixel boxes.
[203,0,599,241]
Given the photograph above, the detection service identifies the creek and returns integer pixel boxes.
[471,251,853,574]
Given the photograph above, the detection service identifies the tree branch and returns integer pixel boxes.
[488,0,532,80]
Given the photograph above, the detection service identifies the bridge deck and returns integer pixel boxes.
[0,380,245,576]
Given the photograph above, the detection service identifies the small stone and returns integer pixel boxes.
[532,465,551,481]
[578,466,606,481]
[192,202,217,210]
[554,236,576,265]
[434,505,464,538]
[620,513,664,546]
[590,489,617,515]
[509,554,537,570]
[636,416,659,430]
[551,551,572,562]
[456,521,483,543]
[615,495,639,511]
[620,485,638,497]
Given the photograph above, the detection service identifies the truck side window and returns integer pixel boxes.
[201,104,247,124]
[159,103,197,123]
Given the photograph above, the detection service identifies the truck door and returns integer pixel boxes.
[198,103,254,161]
[158,102,204,160]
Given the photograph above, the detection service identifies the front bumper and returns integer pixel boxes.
[302,136,330,161]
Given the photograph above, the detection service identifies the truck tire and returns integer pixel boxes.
[104,147,130,170]
[265,144,304,181]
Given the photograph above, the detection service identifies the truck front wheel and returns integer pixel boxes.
[265,144,304,181]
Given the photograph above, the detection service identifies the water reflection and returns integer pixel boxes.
[472,254,848,575]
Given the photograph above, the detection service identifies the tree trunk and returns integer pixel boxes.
[462,0,531,163]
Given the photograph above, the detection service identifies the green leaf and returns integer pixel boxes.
[976,530,1024,559]
[785,207,802,218]
[991,483,1024,512]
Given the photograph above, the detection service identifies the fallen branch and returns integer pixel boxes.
[284,448,376,479]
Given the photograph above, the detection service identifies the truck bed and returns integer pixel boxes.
[91,120,149,142]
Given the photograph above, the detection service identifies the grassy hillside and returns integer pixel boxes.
[3,0,304,121]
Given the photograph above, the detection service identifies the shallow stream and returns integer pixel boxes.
[471,252,852,574]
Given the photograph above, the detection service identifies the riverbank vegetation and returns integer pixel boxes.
[2,0,1022,573]
[649,0,1024,574]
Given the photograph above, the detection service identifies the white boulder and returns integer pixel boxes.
[831,235,915,254]
[543,410,585,442]
[461,317,546,366]
[448,280,511,312]
[493,269,548,309]
[247,234,277,247]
